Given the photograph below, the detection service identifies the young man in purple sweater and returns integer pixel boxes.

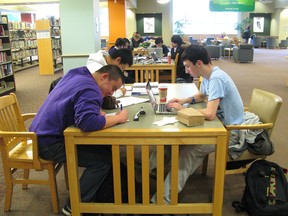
[29,65,128,215]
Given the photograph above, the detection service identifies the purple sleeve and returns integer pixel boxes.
[73,89,106,132]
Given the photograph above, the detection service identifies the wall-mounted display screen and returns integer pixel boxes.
[209,0,255,12]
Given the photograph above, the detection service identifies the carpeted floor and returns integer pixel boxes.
[0,48,287,216]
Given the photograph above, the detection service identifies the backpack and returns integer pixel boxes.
[102,96,120,110]
[232,160,288,216]
[241,31,248,39]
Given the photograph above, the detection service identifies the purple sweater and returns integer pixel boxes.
[29,66,106,148]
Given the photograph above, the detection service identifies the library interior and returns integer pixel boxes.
[0,0,287,216]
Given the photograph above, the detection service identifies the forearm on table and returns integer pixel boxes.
[186,93,206,104]
[198,99,219,121]
[104,116,122,128]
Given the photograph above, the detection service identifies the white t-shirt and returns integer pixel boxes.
[86,50,124,98]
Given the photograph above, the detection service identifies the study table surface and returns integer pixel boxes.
[64,84,227,216]
[125,62,176,83]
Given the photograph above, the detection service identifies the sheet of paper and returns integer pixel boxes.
[125,86,132,91]
[133,82,158,88]
[131,88,159,95]
[131,82,159,95]
[117,96,149,107]
[153,117,178,126]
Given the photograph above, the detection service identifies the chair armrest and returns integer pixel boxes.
[22,113,37,121]
[0,131,42,170]
[225,123,273,131]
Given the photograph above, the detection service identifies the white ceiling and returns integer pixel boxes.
[0,0,137,13]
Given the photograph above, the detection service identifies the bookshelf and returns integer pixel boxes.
[0,15,15,96]
[35,18,62,75]
[9,21,39,72]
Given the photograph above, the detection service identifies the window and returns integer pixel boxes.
[173,0,239,35]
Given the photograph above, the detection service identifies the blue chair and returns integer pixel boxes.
[279,37,288,49]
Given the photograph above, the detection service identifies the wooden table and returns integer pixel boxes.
[125,62,176,83]
[64,84,227,216]
[132,48,148,56]
[224,47,233,59]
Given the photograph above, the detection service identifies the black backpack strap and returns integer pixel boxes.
[232,201,246,212]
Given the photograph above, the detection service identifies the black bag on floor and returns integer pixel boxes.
[232,160,288,216]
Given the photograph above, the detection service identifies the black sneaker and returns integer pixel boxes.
[62,204,72,216]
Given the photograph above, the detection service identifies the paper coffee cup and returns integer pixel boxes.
[158,85,168,103]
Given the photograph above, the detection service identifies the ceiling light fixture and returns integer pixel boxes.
[259,0,274,4]
[157,0,171,4]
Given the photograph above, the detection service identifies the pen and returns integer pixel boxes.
[120,104,123,110]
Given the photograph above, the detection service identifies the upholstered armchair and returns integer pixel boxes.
[205,37,214,45]
[252,36,264,48]
[205,45,221,59]
[266,37,277,49]
[279,37,288,49]
[233,44,254,63]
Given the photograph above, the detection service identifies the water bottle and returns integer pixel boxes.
[167,52,171,64]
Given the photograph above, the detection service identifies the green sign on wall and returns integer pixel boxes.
[209,0,255,12]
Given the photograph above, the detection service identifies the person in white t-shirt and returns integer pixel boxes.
[87,48,133,98]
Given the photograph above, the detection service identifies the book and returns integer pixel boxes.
[0,25,5,36]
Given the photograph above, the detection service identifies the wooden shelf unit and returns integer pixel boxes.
[35,19,62,75]
[0,15,15,96]
[9,21,39,72]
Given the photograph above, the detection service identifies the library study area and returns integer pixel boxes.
[0,0,287,216]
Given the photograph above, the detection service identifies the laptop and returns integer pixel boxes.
[147,47,163,58]
[150,52,162,63]
[146,82,177,115]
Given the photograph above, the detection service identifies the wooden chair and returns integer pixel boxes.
[0,93,67,213]
[197,76,202,90]
[159,53,179,83]
[202,89,282,176]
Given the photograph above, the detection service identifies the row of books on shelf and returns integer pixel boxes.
[0,26,6,36]
[52,49,62,59]
[52,40,61,49]
[0,64,12,78]
[11,40,37,49]
[9,21,36,30]
[12,49,38,59]
[10,30,37,40]
[50,17,60,26]
[0,51,7,63]
[51,28,61,37]
[0,81,14,92]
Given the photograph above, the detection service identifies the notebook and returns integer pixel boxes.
[146,82,177,115]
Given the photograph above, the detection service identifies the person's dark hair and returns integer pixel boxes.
[247,26,251,30]
[110,48,133,66]
[97,65,125,83]
[181,44,211,65]
[155,37,164,45]
[123,38,130,45]
[171,35,183,46]
[115,38,126,47]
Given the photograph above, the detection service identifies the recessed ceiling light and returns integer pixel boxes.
[157,0,171,4]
